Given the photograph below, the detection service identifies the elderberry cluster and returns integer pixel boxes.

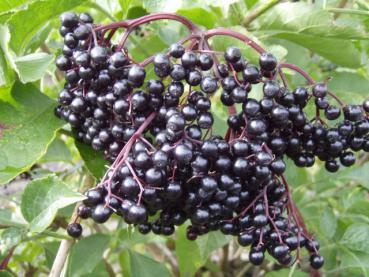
[56,11,369,270]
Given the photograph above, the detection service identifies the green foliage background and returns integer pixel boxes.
[0,0,368,276]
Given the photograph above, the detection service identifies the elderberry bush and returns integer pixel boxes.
[55,11,369,270]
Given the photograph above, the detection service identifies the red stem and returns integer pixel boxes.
[204,28,265,54]
[0,246,15,270]
[95,13,198,32]
[278,63,315,85]
[263,186,283,243]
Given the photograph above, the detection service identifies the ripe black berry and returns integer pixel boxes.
[259,52,277,72]
[67,222,83,238]
[310,254,324,269]
[224,47,241,63]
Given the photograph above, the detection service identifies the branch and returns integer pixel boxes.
[205,28,265,54]
[49,174,95,277]
[333,0,349,19]
[242,0,281,27]
[326,7,369,16]
[49,240,74,277]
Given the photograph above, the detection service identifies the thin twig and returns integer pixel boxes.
[242,0,281,27]
[49,240,74,277]
[49,174,95,277]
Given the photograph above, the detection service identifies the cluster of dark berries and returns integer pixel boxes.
[57,11,369,270]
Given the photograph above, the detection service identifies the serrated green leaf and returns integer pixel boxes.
[347,200,369,218]
[258,3,366,39]
[338,163,369,189]
[126,6,148,19]
[27,24,53,53]
[119,0,133,17]
[129,33,167,62]
[264,268,308,277]
[43,241,60,269]
[118,227,158,248]
[0,25,15,87]
[177,7,217,28]
[40,137,72,163]
[0,209,26,228]
[328,72,369,103]
[119,250,131,277]
[267,44,288,61]
[175,224,202,277]
[339,247,369,277]
[0,271,12,277]
[319,208,337,239]
[0,82,64,185]
[341,223,369,253]
[0,11,14,24]
[196,231,231,261]
[257,2,364,68]
[0,0,29,13]
[8,0,87,55]
[14,52,54,83]
[75,140,106,180]
[81,260,107,277]
[0,47,11,87]
[67,234,109,277]
[20,175,85,232]
[126,249,172,277]
[0,227,25,255]
[143,0,182,13]
[244,0,258,9]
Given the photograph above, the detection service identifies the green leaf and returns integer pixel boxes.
[0,0,29,13]
[40,137,72,163]
[175,224,202,277]
[340,248,369,277]
[0,47,12,87]
[257,2,364,67]
[43,241,60,269]
[129,33,167,62]
[126,6,148,19]
[328,72,369,103]
[0,227,25,255]
[143,0,182,13]
[119,250,131,277]
[126,249,172,277]
[0,209,26,227]
[82,260,107,277]
[319,208,337,239]
[338,163,369,190]
[117,227,158,248]
[267,44,288,61]
[177,7,217,28]
[0,271,12,277]
[8,0,87,55]
[0,11,14,24]
[0,25,15,87]
[196,231,231,261]
[67,234,109,277]
[347,200,369,218]
[75,140,106,180]
[0,82,64,185]
[20,175,85,232]
[244,0,258,9]
[26,24,53,53]
[264,268,308,277]
[14,52,54,83]
[119,0,133,17]
[341,223,369,253]
[284,159,309,188]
